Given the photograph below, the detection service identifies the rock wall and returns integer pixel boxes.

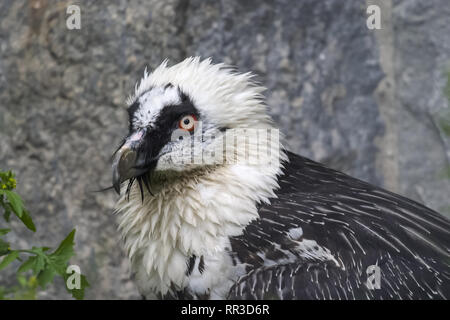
[0,0,448,299]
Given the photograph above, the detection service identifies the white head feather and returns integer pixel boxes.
[115,57,286,298]
[128,57,273,129]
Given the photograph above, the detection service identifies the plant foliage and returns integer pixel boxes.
[0,170,89,299]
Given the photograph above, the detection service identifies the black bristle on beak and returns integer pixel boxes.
[123,174,154,203]
[126,178,135,202]
[137,177,144,203]
[142,174,153,196]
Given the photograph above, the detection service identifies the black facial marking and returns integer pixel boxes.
[198,255,205,274]
[186,255,196,276]
[153,92,199,134]
[125,90,200,201]
[164,82,173,90]
[139,93,199,163]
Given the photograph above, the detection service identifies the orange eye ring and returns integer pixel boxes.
[178,115,197,131]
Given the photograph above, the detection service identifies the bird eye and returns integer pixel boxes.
[179,115,197,131]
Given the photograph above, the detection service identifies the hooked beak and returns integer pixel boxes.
[112,130,149,195]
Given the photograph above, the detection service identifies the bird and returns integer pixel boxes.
[112,57,450,300]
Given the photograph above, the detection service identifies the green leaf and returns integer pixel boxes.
[39,230,76,277]
[0,183,35,231]
[3,207,11,222]
[0,238,10,256]
[17,274,27,287]
[18,210,36,232]
[0,250,19,270]
[32,255,46,275]
[18,256,37,273]
[0,228,10,236]
[2,190,24,218]
[1,201,12,222]
[17,253,46,275]
[37,268,56,288]
[51,229,76,265]
[23,247,49,274]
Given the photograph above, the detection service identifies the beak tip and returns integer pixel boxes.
[112,143,145,196]
[112,168,121,195]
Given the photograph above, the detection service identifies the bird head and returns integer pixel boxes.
[112,57,278,197]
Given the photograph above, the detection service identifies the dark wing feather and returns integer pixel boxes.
[228,151,450,299]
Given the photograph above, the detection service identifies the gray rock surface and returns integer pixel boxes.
[0,0,448,299]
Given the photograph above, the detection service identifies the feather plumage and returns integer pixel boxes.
[228,152,450,299]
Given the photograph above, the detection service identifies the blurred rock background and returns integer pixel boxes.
[0,0,449,299]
